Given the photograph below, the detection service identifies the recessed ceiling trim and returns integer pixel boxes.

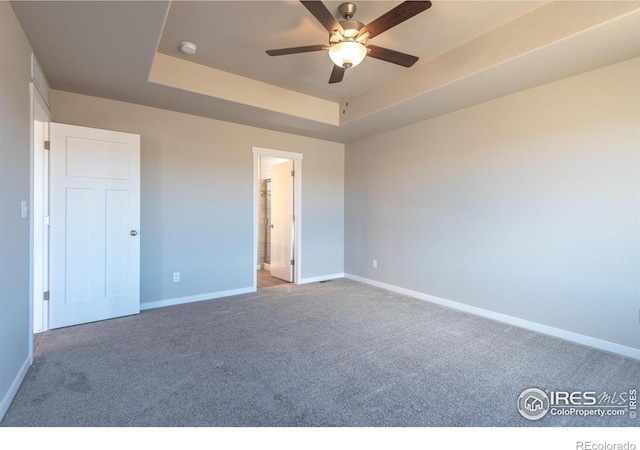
[148,53,340,126]
[13,1,640,144]
[342,1,640,125]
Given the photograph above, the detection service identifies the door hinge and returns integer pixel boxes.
[43,291,50,301]
[44,215,50,226]
[291,170,295,177]
[44,140,50,150]
[291,259,295,266]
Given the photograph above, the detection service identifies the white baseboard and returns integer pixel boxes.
[0,354,31,422]
[344,273,640,361]
[298,273,345,285]
[263,263,271,271]
[140,286,255,311]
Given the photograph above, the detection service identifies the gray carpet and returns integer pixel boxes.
[2,279,639,427]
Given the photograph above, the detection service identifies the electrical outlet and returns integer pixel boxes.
[372,259,377,269]
[173,272,180,283]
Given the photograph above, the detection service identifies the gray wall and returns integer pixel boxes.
[0,3,33,418]
[345,57,640,350]
[51,90,345,304]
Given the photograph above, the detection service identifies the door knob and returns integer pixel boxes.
[130,230,138,236]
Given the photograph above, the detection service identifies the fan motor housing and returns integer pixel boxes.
[330,19,365,43]
[335,3,364,40]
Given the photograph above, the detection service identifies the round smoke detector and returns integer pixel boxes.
[179,41,197,55]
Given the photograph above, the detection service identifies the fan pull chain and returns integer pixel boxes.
[343,67,349,115]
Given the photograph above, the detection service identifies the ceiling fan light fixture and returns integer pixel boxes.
[329,41,367,68]
[265,1,430,84]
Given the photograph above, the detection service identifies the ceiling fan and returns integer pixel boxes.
[266,1,432,84]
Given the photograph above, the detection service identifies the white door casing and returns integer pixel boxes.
[32,99,49,333]
[270,160,294,282]
[252,147,302,291]
[49,123,140,329]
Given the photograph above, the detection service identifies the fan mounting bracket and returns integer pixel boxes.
[338,2,357,20]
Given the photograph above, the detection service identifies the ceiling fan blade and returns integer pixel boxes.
[329,65,346,84]
[300,1,344,35]
[266,44,329,56]
[367,45,419,67]
[358,1,432,40]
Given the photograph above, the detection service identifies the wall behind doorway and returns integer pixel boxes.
[258,179,271,268]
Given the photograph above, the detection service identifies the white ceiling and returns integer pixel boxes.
[11,1,640,143]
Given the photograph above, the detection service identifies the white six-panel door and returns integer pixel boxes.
[49,123,140,329]
[270,161,294,282]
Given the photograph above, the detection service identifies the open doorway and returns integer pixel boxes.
[252,147,303,291]
[258,156,289,288]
